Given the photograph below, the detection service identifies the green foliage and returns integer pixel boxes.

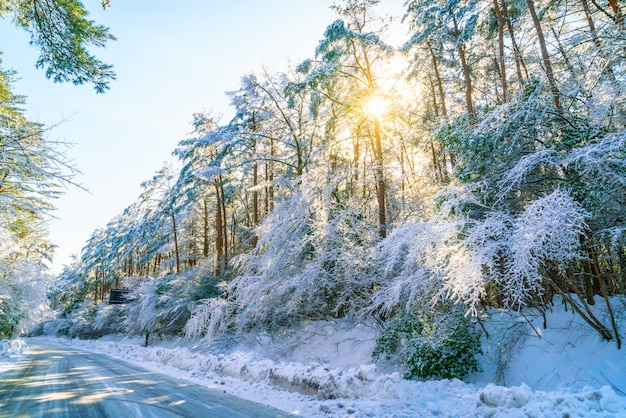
[194,276,226,301]
[6,0,116,92]
[373,308,423,359]
[0,296,20,340]
[403,318,482,380]
[374,307,482,380]
[0,64,76,253]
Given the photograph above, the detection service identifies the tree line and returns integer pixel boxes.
[2,1,625,366]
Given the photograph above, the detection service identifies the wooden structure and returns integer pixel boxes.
[108,288,130,304]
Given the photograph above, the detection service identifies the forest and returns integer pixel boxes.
[1,0,626,380]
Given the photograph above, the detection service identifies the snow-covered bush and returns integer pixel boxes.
[41,317,71,336]
[67,300,100,338]
[445,189,587,312]
[370,188,603,370]
[0,226,56,338]
[94,304,125,334]
[122,277,160,338]
[184,297,229,342]
[123,273,197,342]
[0,295,20,340]
[370,222,447,316]
[374,189,588,316]
[373,305,482,380]
[219,177,378,336]
[0,338,27,359]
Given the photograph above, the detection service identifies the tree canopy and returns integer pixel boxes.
[1,0,116,92]
[0,0,114,339]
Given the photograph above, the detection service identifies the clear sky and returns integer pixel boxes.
[0,1,406,273]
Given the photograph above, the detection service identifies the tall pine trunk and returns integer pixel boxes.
[373,117,387,238]
[493,0,508,102]
[608,0,624,29]
[452,15,474,116]
[581,0,615,76]
[501,0,528,85]
[214,181,224,277]
[526,0,561,110]
[203,197,209,258]
[428,42,448,117]
[171,214,180,274]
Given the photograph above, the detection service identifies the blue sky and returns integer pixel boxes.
[0,1,405,272]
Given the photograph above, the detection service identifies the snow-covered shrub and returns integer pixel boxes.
[184,298,229,342]
[122,277,160,337]
[371,188,593,368]
[41,317,71,336]
[94,304,125,334]
[438,189,586,314]
[404,316,482,380]
[223,178,378,335]
[0,295,20,340]
[0,226,56,337]
[370,223,445,316]
[67,300,100,338]
[374,305,482,380]
[123,273,195,340]
[500,190,587,307]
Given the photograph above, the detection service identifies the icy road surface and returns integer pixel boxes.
[0,342,290,417]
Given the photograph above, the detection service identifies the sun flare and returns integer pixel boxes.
[363,95,387,119]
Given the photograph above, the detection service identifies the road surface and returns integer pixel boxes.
[0,342,292,417]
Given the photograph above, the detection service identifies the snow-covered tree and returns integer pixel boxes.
[1,0,115,92]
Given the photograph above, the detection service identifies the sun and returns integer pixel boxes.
[363,94,388,119]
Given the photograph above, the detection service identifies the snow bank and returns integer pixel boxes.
[476,384,626,417]
[0,338,29,377]
[0,338,27,361]
[474,296,626,394]
[6,298,626,417]
[27,334,626,417]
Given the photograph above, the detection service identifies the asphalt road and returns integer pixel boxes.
[0,342,292,417]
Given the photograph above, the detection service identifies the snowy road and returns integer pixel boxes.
[0,343,290,418]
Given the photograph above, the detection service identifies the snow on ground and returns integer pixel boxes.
[3,296,626,417]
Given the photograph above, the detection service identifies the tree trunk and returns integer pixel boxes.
[608,0,624,28]
[373,118,387,239]
[501,0,528,85]
[94,269,99,303]
[214,182,224,277]
[428,43,453,175]
[581,0,615,76]
[220,179,228,271]
[526,0,561,110]
[428,42,448,117]
[428,77,444,183]
[493,0,508,102]
[452,15,474,116]
[203,197,209,258]
[252,115,260,227]
[171,214,180,274]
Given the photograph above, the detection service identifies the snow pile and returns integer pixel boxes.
[0,339,28,361]
[475,297,626,394]
[64,336,401,400]
[39,300,626,417]
[0,340,28,378]
[476,384,625,417]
